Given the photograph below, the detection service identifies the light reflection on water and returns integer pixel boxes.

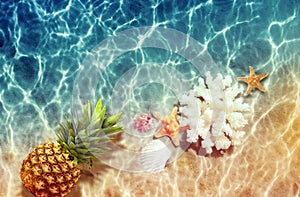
[0,0,300,196]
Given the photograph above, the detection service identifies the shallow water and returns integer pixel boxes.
[0,0,300,196]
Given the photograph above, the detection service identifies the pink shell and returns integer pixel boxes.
[133,113,154,133]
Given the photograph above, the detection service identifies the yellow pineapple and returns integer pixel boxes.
[20,99,123,197]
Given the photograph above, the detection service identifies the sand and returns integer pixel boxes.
[1,64,300,197]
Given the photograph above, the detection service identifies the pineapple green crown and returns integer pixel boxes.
[55,98,123,166]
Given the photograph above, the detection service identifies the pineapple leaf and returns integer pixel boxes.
[88,146,112,153]
[93,99,103,119]
[68,128,75,141]
[88,128,105,138]
[87,101,92,120]
[77,101,92,131]
[76,147,89,154]
[102,126,123,136]
[69,141,76,150]
[56,123,68,142]
[76,142,91,149]
[94,98,102,114]
[91,99,106,128]
[87,136,111,144]
[77,128,87,138]
[70,149,79,157]
[102,112,122,128]
[55,98,124,166]
[87,117,102,132]
[65,116,73,130]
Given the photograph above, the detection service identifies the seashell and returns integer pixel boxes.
[133,113,154,133]
[139,139,171,173]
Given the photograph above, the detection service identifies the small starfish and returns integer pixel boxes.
[152,107,190,146]
[238,66,268,96]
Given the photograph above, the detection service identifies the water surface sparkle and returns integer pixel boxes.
[0,0,300,196]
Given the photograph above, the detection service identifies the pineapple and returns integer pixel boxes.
[20,99,123,197]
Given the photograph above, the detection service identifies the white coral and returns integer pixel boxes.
[201,137,214,154]
[227,112,248,129]
[213,133,231,150]
[179,72,250,154]
[186,129,199,143]
[231,130,246,146]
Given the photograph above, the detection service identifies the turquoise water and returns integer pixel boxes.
[1,0,300,196]
[1,0,300,174]
[0,0,299,151]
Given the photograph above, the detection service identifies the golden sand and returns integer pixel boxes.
[1,65,300,197]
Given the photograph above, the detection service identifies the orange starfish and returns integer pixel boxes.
[152,107,190,146]
[238,66,268,96]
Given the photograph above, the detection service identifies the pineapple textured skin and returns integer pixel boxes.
[20,99,123,196]
[20,142,80,197]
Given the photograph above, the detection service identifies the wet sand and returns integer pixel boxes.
[1,65,300,197]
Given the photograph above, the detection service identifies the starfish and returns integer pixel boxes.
[238,66,268,96]
[152,107,190,146]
